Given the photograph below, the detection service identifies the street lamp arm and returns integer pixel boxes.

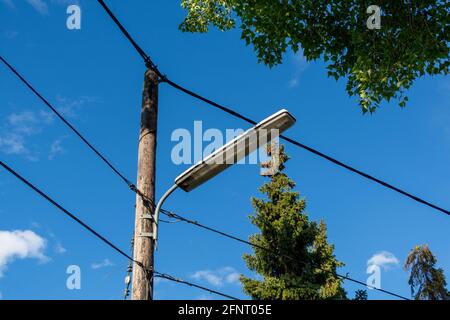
[153,183,179,247]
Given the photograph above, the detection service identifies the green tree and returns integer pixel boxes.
[179,0,449,113]
[404,244,450,300]
[240,145,346,299]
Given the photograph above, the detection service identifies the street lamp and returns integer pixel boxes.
[153,109,296,244]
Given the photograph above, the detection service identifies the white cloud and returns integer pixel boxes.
[8,111,35,126]
[0,97,98,160]
[0,230,48,277]
[56,95,100,118]
[225,271,240,284]
[26,0,48,15]
[48,136,66,160]
[91,258,114,270]
[7,110,52,135]
[367,251,399,270]
[54,243,66,254]
[288,78,299,88]
[191,267,241,287]
[30,222,41,229]
[192,270,222,287]
[0,110,54,160]
[288,51,308,88]
[0,134,27,155]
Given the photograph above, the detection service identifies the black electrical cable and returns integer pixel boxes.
[160,209,410,300]
[0,160,239,300]
[160,81,450,217]
[94,1,449,217]
[1,52,236,300]
[0,56,157,207]
[1,1,414,300]
[0,160,135,262]
[96,0,161,74]
[154,272,240,300]
[0,55,134,188]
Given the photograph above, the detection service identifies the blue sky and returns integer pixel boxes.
[0,0,449,300]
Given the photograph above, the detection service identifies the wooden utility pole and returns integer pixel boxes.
[132,68,158,300]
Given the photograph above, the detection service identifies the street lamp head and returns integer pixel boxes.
[175,109,296,192]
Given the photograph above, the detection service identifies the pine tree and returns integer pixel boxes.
[404,244,450,300]
[240,145,346,300]
[353,290,368,300]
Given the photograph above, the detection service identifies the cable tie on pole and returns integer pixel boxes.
[129,183,137,192]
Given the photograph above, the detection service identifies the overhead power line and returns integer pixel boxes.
[0,160,239,300]
[154,272,239,300]
[0,1,416,301]
[0,160,134,262]
[0,157,407,300]
[97,0,161,75]
[0,55,167,222]
[160,209,410,300]
[277,135,450,216]
[95,0,449,217]
[1,24,234,302]
[0,55,134,188]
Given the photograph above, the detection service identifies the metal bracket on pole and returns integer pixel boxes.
[139,232,154,238]
[140,214,154,221]
[140,214,155,239]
